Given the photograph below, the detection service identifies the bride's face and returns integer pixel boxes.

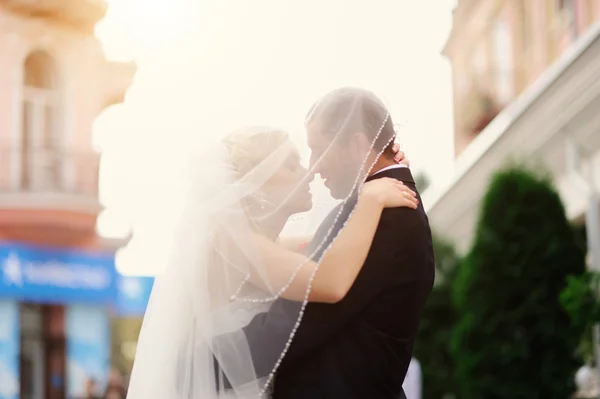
[262,147,313,215]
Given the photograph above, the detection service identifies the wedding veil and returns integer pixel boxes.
[124,4,399,399]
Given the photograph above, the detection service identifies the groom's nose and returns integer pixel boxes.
[308,153,321,175]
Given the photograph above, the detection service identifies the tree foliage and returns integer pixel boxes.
[413,234,461,399]
[415,172,431,194]
[451,167,586,398]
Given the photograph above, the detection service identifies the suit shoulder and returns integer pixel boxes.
[377,206,432,251]
[380,205,426,227]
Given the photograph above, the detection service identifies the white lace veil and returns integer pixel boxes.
[125,85,397,398]
[124,6,399,398]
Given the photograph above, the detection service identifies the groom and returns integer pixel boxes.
[221,88,435,398]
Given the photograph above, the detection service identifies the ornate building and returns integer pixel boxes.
[426,0,600,253]
[0,1,134,398]
[445,0,600,158]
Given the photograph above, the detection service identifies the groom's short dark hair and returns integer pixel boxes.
[305,87,396,158]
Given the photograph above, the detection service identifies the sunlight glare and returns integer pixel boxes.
[95,0,456,276]
[102,0,194,55]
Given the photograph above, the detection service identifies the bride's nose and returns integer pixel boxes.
[301,166,315,183]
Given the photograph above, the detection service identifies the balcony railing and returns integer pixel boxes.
[0,146,100,198]
[1,0,108,32]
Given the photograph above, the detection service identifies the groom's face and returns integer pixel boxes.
[307,122,365,199]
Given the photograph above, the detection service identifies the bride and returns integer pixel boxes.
[126,119,415,398]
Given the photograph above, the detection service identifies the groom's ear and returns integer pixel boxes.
[347,132,371,159]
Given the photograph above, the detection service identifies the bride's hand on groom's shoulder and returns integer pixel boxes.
[392,142,409,166]
[361,178,418,210]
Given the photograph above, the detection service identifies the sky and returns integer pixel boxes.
[93,0,457,275]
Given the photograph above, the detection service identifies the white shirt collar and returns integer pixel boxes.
[371,164,408,176]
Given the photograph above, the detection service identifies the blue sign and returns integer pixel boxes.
[0,300,19,399]
[116,275,154,316]
[66,305,110,398]
[0,243,116,305]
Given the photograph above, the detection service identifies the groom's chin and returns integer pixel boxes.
[327,187,346,201]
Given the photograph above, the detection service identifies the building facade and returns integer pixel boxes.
[426,0,600,253]
[0,2,134,398]
[445,0,600,158]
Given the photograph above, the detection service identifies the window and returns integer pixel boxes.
[557,0,578,36]
[520,1,532,52]
[470,41,487,81]
[492,19,515,103]
[21,51,61,190]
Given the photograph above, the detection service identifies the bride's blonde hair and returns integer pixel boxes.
[208,128,292,305]
[221,126,291,229]
[222,126,290,179]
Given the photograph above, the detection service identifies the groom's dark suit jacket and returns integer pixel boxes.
[219,167,435,398]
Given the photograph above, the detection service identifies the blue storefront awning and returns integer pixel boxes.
[0,242,156,316]
[0,242,117,305]
[116,275,154,317]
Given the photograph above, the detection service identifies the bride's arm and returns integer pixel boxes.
[252,195,383,303]
[277,236,312,251]
[247,178,417,303]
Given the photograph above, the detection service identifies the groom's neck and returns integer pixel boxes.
[369,155,396,176]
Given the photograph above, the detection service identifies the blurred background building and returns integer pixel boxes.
[0,1,135,398]
[426,0,600,253]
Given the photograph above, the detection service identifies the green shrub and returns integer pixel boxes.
[451,167,585,398]
[413,234,461,399]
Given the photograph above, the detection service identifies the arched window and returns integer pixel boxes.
[492,18,515,104]
[21,51,61,190]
